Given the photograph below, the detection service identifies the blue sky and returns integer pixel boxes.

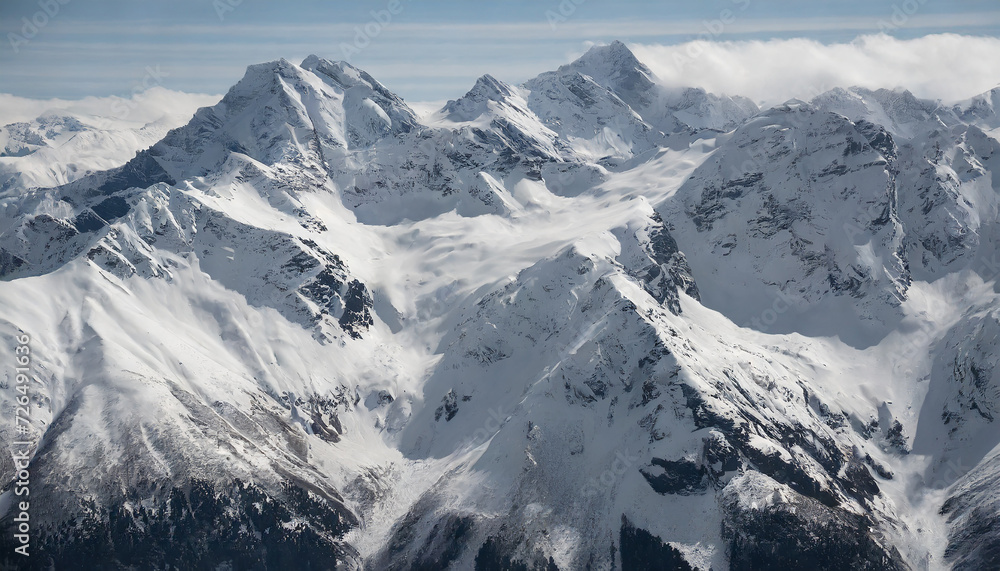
[1,0,999,102]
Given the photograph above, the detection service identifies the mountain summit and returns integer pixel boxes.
[564,40,658,107]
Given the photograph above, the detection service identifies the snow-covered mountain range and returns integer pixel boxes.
[2,41,1000,570]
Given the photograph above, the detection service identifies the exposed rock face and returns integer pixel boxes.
[720,472,907,571]
[664,101,910,347]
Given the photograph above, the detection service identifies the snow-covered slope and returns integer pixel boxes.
[663,100,910,347]
[2,43,1000,571]
[0,112,201,193]
[810,87,1000,286]
[521,41,758,164]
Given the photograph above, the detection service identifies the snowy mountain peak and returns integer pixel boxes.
[527,40,756,139]
[470,73,516,99]
[955,85,1000,129]
[97,55,418,185]
[300,54,413,112]
[811,86,944,139]
[441,74,520,122]
[300,54,373,89]
[563,41,657,107]
[222,57,309,103]
[568,41,654,83]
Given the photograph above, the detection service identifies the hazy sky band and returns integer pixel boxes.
[1,0,999,101]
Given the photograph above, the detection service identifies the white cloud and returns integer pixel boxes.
[631,34,1000,106]
[0,87,220,127]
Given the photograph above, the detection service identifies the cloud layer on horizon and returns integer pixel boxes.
[3,34,1000,127]
[630,34,1000,105]
[0,87,220,127]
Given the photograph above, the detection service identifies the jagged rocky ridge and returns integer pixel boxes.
[1,42,999,570]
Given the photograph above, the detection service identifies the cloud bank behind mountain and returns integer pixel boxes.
[630,34,1000,105]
